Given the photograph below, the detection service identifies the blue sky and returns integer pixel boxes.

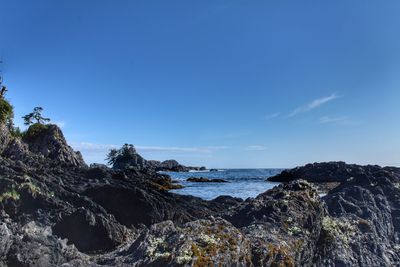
[1,0,400,168]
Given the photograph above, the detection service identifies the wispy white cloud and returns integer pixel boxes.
[265,112,280,120]
[72,142,117,151]
[72,142,230,154]
[289,93,340,117]
[319,116,360,125]
[137,145,229,153]
[244,145,268,151]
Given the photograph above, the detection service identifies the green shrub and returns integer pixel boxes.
[23,123,49,141]
[10,126,24,138]
[0,189,20,202]
[0,98,13,124]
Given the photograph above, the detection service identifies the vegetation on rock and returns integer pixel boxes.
[106,143,147,170]
[0,98,13,124]
[23,123,50,141]
[22,106,50,126]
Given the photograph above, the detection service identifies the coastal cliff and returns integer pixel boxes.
[0,98,399,266]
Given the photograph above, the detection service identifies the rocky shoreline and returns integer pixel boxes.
[0,100,399,266]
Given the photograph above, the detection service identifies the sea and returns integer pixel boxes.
[162,168,284,200]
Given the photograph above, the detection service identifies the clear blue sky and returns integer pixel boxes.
[1,1,400,168]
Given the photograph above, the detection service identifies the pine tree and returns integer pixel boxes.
[22,107,51,125]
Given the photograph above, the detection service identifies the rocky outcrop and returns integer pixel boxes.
[107,218,253,266]
[23,124,86,167]
[2,155,400,266]
[112,145,147,170]
[225,180,326,266]
[0,215,85,267]
[53,208,129,253]
[314,168,400,266]
[111,149,204,172]
[158,159,188,172]
[82,182,227,228]
[267,161,400,183]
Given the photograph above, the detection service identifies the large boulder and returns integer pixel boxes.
[83,183,225,228]
[52,208,129,254]
[23,124,86,167]
[2,220,84,267]
[98,218,252,266]
[225,180,326,266]
[314,168,400,266]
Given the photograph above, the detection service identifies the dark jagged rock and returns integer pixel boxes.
[158,159,188,172]
[106,218,253,266]
[146,160,161,168]
[85,164,111,180]
[225,180,326,266]
[0,216,84,267]
[314,168,400,266]
[149,159,206,172]
[268,161,400,183]
[151,174,184,190]
[82,182,227,228]
[187,177,228,183]
[53,208,129,253]
[210,195,243,208]
[112,145,147,170]
[110,149,203,172]
[23,124,86,167]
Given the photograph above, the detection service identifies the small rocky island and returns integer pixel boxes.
[106,143,206,173]
[0,94,399,266]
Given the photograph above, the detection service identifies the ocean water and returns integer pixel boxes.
[163,168,284,200]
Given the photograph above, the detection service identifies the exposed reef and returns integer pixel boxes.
[187,177,228,183]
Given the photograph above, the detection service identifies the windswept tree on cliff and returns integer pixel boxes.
[106,144,146,169]
[23,107,50,126]
[106,144,136,165]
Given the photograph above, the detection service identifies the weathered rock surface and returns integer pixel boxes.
[23,124,86,167]
[314,168,400,266]
[111,145,147,170]
[52,208,129,253]
[225,180,326,266]
[103,218,253,266]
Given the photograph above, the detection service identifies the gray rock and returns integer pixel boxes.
[23,124,86,167]
[100,218,252,266]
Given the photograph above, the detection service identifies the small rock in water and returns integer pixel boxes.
[186,177,228,183]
